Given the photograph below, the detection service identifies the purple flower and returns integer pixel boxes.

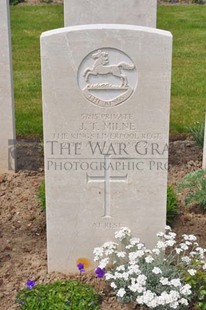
[18,301,23,305]
[77,263,85,273]
[65,301,71,305]
[26,279,35,290]
[95,267,105,278]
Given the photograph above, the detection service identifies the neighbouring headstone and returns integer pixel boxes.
[41,24,172,273]
[64,0,157,28]
[203,114,206,169]
[0,0,16,173]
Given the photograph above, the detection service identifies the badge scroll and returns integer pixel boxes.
[78,48,137,108]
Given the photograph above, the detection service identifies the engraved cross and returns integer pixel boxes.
[87,156,128,218]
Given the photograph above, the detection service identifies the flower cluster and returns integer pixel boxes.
[93,226,206,309]
[26,279,35,290]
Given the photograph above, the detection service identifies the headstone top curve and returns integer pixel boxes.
[41,24,172,39]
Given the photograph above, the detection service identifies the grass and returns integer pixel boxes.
[10,5,63,136]
[10,4,206,137]
[157,5,206,133]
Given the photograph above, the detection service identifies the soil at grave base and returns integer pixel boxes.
[0,137,205,310]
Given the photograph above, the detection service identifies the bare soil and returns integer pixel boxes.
[0,137,205,310]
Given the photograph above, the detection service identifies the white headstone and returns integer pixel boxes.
[203,114,206,169]
[64,0,157,28]
[41,24,172,273]
[0,0,16,173]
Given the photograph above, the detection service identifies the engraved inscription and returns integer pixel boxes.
[78,48,137,107]
[93,222,121,229]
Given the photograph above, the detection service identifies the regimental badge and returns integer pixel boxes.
[78,48,137,107]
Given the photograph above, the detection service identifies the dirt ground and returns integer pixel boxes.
[0,136,205,310]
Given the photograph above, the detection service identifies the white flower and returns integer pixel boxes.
[160,277,170,285]
[188,269,197,276]
[185,241,192,246]
[130,237,140,245]
[181,256,191,264]
[129,276,146,294]
[102,243,117,257]
[180,243,189,251]
[115,227,131,241]
[170,301,179,309]
[168,232,176,238]
[116,251,126,258]
[114,271,129,281]
[116,265,125,272]
[145,255,154,263]
[196,247,206,255]
[136,250,145,257]
[137,243,145,250]
[157,241,166,250]
[166,239,176,247]
[105,248,115,255]
[170,278,181,287]
[180,284,192,296]
[203,263,206,270]
[152,267,162,275]
[140,290,157,307]
[110,282,117,289]
[129,252,141,264]
[128,264,140,274]
[157,231,164,237]
[125,244,133,250]
[175,248,182,254]
[152,248,160,255]
[99,257,109,269]
[137,274,147,285]
[179,298,189,306]
[103,241,118,249]
[165,225,172,230]
[117,288,126,298]
[183,234,197,241]
[93,247,104,261]
[105,272,114,280]
[93,226,201,308]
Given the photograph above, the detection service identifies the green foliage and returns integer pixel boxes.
[178,170,206,209]
[184,270,206,309]
[189,122,205,148]
[38,180,45,209]
[16,280,100,310]
[167,186,178,225]
[10,0,24,5]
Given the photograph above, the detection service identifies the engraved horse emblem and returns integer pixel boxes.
[83,50,135,88]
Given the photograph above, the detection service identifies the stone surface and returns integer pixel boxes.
[41,24,172,273]
[64,0,157,27]
[203,114,206,169]
[0,0,16,173]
